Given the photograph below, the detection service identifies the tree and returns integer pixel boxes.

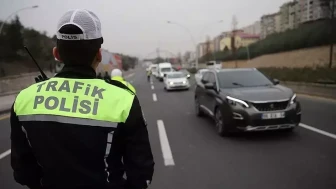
[4,16,24,61]
[203,36,212,62]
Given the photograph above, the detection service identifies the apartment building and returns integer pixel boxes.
[260,12,281,39]
[298,0,332,23]
[219,30,260,51]
[241,21,261,35]
[213,32,231,52]
[280,1,300,31]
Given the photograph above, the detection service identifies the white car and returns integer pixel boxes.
[164,72,190,91]
[194,69,209,84]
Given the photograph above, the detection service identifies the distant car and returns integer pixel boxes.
[164,72,190,91]
[194,68,301,136]
[194,69,208,84]
[206,61,222,69]
[179,69,191,79]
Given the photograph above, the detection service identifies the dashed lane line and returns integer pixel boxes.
[299,123,336,140]
[152,93,157,102]
[157,120,175,166]
[151,85,154,90]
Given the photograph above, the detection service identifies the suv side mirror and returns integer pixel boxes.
[273,78,280,85]
[204,82,215,90]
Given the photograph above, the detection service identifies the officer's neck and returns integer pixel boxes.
[57,64,97,79]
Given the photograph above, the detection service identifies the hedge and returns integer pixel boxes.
[258,67,336,83]
[202,20,335,62]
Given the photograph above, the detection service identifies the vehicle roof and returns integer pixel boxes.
[158,62,172,65]
[207,68,256,73]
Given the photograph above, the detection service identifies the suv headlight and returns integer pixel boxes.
[169,81,174,85]
[182,80,186,84]
[226,96,249,108]
[290,94,297,104]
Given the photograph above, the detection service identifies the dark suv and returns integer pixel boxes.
[194,68,301,136]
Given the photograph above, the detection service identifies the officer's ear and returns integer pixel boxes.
[53,47,62,62]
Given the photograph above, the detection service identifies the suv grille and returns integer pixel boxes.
[252,101,289,112]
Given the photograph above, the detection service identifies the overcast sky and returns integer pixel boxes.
[1,0,288,58]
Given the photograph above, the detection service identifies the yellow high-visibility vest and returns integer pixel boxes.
[111,76,136,94]
[14,78,135,126]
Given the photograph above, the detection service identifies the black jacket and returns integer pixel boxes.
[10,66,154,189]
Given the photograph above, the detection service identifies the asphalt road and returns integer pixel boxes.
[1,67,336,189]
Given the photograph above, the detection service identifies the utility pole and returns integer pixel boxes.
[329,0,335,68]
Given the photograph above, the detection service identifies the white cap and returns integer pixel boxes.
[56,9,103,41]
[111,69,122,77]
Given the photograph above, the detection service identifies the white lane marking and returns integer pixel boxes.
[0,149,11,160]
[157,120,175,166]
[151,85,154,90]
[152,93,157,102]
[299,123,336,140]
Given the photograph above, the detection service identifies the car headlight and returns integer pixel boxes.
[169,81,174,85]
[226,96,249,108]
[290,94,297,104]
[182,81,186,84]
[187,74,190,77]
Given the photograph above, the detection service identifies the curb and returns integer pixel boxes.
[0,108,10,115]
[0,90,20,97]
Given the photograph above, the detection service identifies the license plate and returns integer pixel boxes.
[261,112,285,119]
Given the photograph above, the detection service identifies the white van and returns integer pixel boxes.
[206,61,222,69]
[157,62,173,81]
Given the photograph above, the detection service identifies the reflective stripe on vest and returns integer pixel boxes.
[18,114,118,128]
[14,78,135,126]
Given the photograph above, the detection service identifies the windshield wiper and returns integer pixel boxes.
[232,82,244,87]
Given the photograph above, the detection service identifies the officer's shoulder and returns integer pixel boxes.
[102,79,135,96]
[15,81,45,102]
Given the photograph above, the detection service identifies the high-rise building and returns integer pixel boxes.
[298,0,332,23]
[260,12,281,39]
[280,1,300,31]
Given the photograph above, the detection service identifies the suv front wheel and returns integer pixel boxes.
[195,97,204,117]
[215,108,231,137]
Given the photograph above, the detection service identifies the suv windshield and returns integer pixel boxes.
[167,73,184,78]
[161,68,171,72]
[217,70,273,88]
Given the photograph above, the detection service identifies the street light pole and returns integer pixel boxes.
[167,21,199,69]
[0,5,38,35]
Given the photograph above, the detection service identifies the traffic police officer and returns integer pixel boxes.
[111,69,136,94]
[10,9,154,189]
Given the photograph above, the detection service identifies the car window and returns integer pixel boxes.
[202,72,210,82]
[217,70,273,88]
[161,68,171,72]
[167,73,184,78]
[208,73,216,84]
